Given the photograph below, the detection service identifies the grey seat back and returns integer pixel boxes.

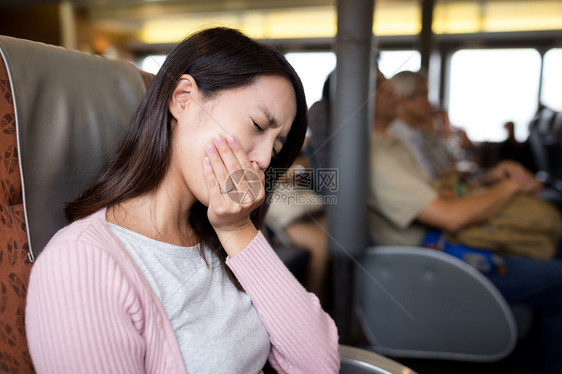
[0,36,147,260]
[355,246,517,362]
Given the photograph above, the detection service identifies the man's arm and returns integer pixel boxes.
[418,179,521,232]
[420,157,544,233]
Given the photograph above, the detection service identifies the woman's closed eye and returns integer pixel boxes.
[252,119,279,158]
[252,120,264,132]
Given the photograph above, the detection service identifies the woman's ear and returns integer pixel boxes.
[169,74,199,120]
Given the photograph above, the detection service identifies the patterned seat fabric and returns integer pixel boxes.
[0,50,34,374]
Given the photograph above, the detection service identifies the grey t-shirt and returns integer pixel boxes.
[108,223,270,373]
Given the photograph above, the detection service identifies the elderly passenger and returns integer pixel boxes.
[369,69,562,374]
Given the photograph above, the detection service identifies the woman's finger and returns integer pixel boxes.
[203,156,223,199]
[205,142,231,192]
[206,136,265,209]
[225,135,253,170]
[213,135,244,173]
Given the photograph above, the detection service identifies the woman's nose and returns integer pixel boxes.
[249,144,273,172]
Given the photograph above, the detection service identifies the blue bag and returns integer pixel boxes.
[421,230,506,275]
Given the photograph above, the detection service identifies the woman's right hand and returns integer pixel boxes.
[202,134,266,256]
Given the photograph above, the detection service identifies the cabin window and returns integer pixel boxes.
[378,50,421,78]
[139,55,167,75]
[447,48,541,142]
[284,52,336,107]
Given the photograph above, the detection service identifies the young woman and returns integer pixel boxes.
[25,27,340,373]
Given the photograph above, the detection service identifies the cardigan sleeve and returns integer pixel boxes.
[226,231,340,373]
[26,240,147,374]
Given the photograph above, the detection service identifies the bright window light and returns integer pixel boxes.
[377,50,421,78]
[447,48,541,142]
[140,55,167,75]
[284,50,421,108]
[284,52,336,107]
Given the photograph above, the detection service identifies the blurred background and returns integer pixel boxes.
[1,0,561,146]
[2,3,562,372]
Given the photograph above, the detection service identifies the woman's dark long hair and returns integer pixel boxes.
[65,27,308,288]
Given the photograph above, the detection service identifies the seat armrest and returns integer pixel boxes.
[339,344,417,373]
[355,246,517,362]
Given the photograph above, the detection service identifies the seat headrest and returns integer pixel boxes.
[0,36,147,259]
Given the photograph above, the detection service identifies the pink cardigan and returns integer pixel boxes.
[26,209,340,373]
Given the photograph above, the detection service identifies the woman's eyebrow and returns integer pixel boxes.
[257,106,287,146]
[259,106,279,127]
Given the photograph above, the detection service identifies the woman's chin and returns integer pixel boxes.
[197,194,210,208]
[189,185,210,208]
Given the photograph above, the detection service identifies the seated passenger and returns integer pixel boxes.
[369,69,562,374]
[432,104,476,165]
[388,70,458,179]
[497,120,537,172]
[25,28,339,374]
[387,70,561,257]
[306,73,332,170]
[306,72,334,196]
[265,155,329,302]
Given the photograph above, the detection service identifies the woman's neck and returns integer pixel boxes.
[106,176,199,247]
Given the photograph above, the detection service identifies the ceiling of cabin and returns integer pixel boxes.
[3,0,336,10]
[2,0,561,52]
